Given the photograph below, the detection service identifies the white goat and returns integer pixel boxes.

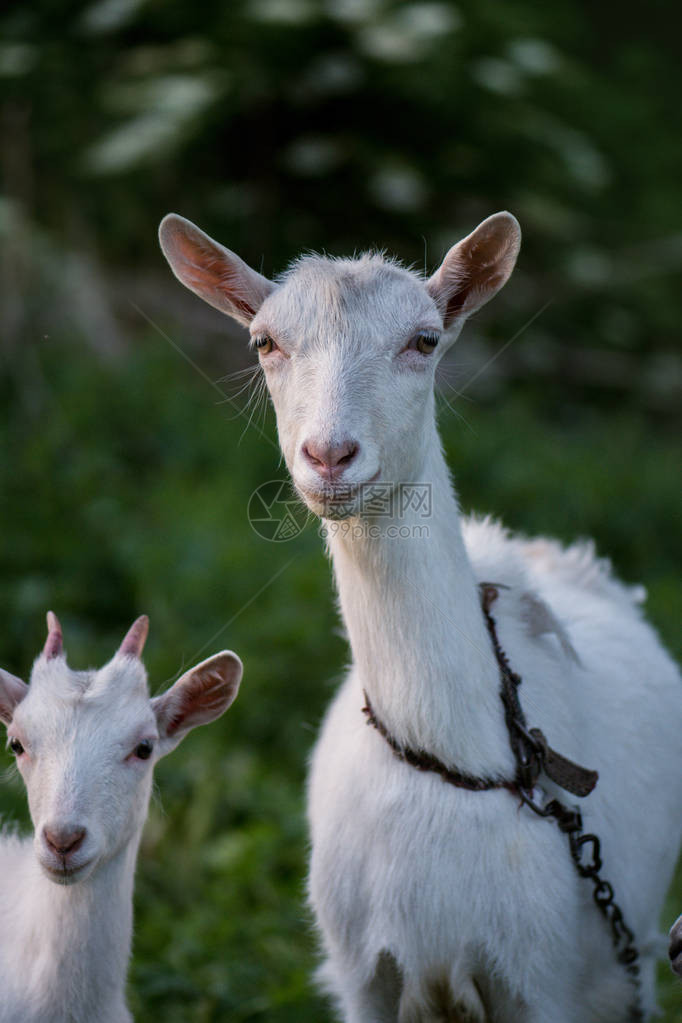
[0,612,242,1023]
[670,916,682,978]
[159,212,682,1022]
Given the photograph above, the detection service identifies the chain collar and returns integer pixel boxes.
[361,581,643,1021]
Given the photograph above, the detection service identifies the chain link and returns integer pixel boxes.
[520,790,643,1020]
[480,584,644,1022]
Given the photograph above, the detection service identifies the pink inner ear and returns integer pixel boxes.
[172,227,210,270]
[428,213,520,326]
[442,265,506,321]
[164,686,196,736]
[189,253,261,323]
[160,215,274,326]
[158,654,241,737]
[218,267,265,323]
[188,249,268,323]
[165,668,226,735]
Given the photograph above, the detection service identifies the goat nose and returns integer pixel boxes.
[43,824,86,857]
[302,439,360,480]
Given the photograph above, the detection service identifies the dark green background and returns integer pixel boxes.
[1,0,680,1018]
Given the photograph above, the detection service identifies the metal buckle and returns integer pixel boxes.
[518,786,553,817]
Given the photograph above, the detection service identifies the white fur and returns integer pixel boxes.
[159,211,682,1022]
[0,622,242,1023]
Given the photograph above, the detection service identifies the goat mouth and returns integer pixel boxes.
[302,486,359,504]
[297,486,362,522]
[298,470,381,509]
[42,859,94,885]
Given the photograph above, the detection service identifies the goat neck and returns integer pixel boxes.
[4,837,139,1022]
[327,428,515,780]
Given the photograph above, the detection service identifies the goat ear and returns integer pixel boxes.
[151,650,243,755]
[159,214,274,327]
[426,212,521,327]
[0,669,28,726]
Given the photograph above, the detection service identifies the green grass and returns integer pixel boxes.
[0,335,679,1019]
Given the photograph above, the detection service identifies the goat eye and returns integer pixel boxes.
[254,334,276,354]
[134,740,153,760]
[8,738,24,756]
[413,331,440,355]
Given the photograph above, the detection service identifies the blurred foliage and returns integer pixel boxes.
[1,0,681,1018]
[0,0,681,409]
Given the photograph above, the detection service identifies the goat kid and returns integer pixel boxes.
[0,612,242,1023]
[159,211,682,1022]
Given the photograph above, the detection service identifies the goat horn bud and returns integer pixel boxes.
[118,615,149,659]
[43,611,63,660]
